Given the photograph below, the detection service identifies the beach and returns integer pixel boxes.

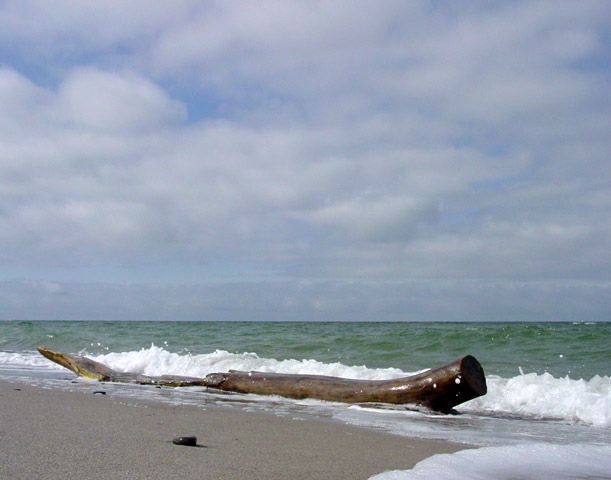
[2,320,609,479]
[0,379,468,480]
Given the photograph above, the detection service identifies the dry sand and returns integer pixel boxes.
[0,380,468,479]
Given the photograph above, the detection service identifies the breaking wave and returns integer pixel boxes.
[1,345,610,428]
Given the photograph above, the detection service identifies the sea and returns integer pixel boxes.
[0,320,609,479]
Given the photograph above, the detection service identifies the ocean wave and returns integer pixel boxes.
[0,351,64,369]
[2,345,610,428]
[463,372,611,428]
[83,346,611,429]
[91,345,410,380]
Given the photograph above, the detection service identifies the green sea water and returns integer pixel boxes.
[1,320,608,380]
[1,319,610,454]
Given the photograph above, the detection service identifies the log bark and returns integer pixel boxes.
[38,346,486,413]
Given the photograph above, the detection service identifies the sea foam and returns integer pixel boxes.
[92,345,409,380]
[463,372,611,428]
[90,346,611,428]
[369,443,611,480]
[2,345,610,428]
[0,351,62,369]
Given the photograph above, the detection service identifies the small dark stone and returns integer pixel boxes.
[93,390,106,395]
[172,436,197,447]
[13,388,21,391]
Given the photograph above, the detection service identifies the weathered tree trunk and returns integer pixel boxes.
[38,346,486,413]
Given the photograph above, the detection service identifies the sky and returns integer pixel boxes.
[0,0,609,321]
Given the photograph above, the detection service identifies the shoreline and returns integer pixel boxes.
[0,379,470,479]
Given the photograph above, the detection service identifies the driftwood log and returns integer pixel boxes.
[38,346,486,413]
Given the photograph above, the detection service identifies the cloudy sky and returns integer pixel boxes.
[0,1,609,321]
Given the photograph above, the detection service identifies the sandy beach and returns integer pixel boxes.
[0,379,468,479]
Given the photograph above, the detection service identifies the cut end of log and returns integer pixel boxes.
[460,355,487,396]
[417,354,487,413]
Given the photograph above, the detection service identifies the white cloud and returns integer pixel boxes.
[0,68,53,133]
[308,195,437,242]
[58,68,186,133]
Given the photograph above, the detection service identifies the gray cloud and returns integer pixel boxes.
[0,1,609,320]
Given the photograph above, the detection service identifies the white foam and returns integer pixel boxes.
[369,443,611,480]
[92,346,611,428]
[463,372,611,428]
[91,345,409,380]
[0,351,64,370]
[3,346,611,429]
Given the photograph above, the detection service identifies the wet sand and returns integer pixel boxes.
[0,380,468,479]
